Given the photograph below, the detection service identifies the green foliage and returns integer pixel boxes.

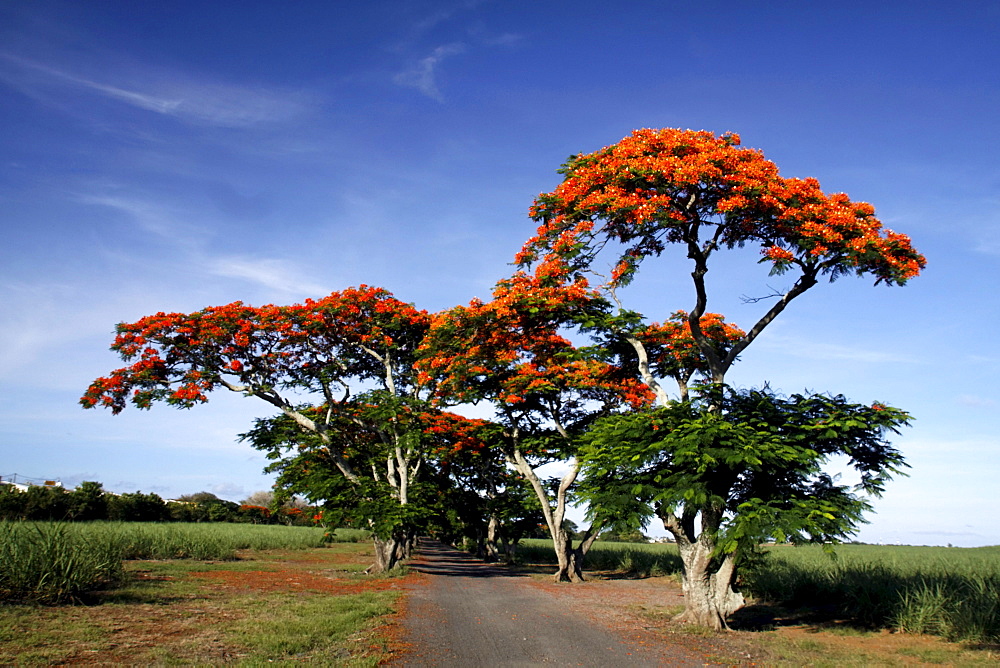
[21,485,70,521]
[581,385,910,557]
[66,482,108,521]
[167,494,239,523]
[247,412,428,541]
[0,485,24,520]
[243,391,493,545]
[108,491,171,522]
[0,482,318,527]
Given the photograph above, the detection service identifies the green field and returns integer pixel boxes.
[0,521,369,604]
[0,538,395,665]
[518,538,1000,643]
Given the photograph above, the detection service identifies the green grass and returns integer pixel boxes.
[228,590,395,666]
[517,538,683,577]
[0,521,362,604]
[0,542,399,665]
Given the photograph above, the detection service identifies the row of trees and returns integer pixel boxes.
[0,483,313,525]
[83,128,924,628]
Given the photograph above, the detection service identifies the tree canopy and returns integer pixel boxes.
[517,128,926,384]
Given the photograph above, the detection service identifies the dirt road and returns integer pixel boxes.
[392,539,714,666]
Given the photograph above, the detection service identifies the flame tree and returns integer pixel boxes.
[82,286,460,572]
[519,127,925,391]
[517,128,925,627]
[419,271,654,581]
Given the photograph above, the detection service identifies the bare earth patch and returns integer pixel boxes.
[189,568,397,595]
[57,602,239,665]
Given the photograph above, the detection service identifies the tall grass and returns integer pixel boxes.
[743,544,1000,643]
[0,521,351,604]
[0,522,125,603]
[96,521,330,559]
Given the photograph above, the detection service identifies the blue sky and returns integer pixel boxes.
[1,1,997,546]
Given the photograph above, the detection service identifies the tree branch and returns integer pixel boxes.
[604,283,671,405]
[723,267,819,370]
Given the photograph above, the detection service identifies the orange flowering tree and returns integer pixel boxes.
[515,129,924,628]
[419,271,654,582]
[519,128,926,385]
[82,286,446,572]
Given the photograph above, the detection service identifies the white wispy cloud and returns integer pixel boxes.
[956,394,997,408]
[393,43,465,102]
[76,193,204,244]
[0,53,311,127]
[208,256,330,298]
[75,191,329,299]
[759,333,917,364]
[481,32,522,47]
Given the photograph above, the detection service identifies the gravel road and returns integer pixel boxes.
[392,539,713,666]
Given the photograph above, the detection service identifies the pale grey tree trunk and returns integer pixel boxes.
[508,450,592,582]
[674,538,744,629]
[661,508,745,629]
[550,528,584,582]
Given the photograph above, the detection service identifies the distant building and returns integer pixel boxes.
[0,474,62,492]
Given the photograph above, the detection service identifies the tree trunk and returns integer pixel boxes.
[368,533,407,573]
[485,515,500,562]
[551,528,584,582]
[506,449,588,582]
[674,537,745,630]
[402,531,417,559]
[568,526,600,580]
[502,537,518,562]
